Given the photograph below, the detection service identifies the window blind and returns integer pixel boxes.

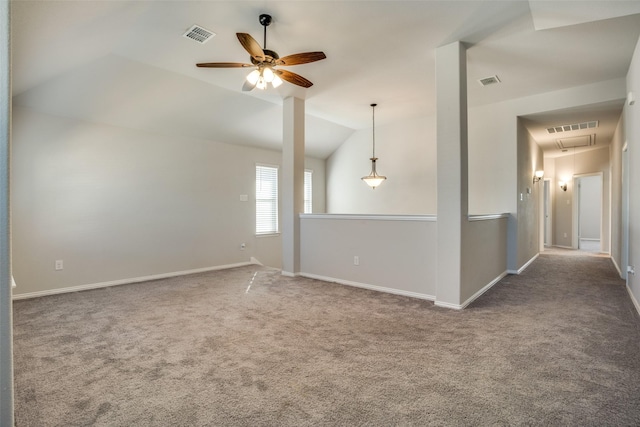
[256,165,279,234]
[304,169,313,214]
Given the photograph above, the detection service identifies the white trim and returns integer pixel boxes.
[255,161,280,169]
[298,272,435,301]
[506,253,539,275]
[553,245,574,249]
[434,271,508,310]
[626,285,640,317]
[281,271,298,277]
[434,300,463,310]
[255,232,280,238]
[12,261,257,300]
[460,271,508,309]
[611,256,623,278]
[467,213,509,221]
[299,214,436,222]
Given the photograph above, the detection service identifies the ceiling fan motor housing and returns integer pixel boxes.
[251,49,279,65]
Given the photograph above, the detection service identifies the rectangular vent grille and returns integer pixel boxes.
[547,120,598,134]
[477,75,501,86]
[183,25,215,44]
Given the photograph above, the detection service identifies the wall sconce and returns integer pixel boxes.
[533,170,544,183]
[559,181,567,192]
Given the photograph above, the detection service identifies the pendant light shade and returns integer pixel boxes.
[362,103,386,189]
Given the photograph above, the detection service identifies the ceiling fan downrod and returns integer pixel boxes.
[259,14,272,49]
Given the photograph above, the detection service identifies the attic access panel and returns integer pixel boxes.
[555,134,595,150]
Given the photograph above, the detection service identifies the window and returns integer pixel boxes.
[304,169,313,214]
[256,164,279,234]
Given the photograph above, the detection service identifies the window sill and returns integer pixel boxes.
[255,232,281,238]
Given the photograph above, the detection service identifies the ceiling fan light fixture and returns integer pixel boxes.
[195,14,325,91]
[246,69,260,85]
[256,76,267,90]
[272,74,283,88]
[262,67,275,83]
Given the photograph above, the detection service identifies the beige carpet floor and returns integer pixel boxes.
[12,251,640,426]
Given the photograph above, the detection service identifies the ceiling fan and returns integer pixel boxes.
[196,14,326,91]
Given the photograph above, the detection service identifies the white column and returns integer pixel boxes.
[0,0,14,424]
[435,41,468,308]
[281,97,305,276]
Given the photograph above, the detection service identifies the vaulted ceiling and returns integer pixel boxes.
[10,1,640,159]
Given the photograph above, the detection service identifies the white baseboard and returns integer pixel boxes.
[460,271,508,308]
[434,300,463,310]
[434,271,508,310]
[611,256,623,278]
[506,253,539,275]
[12,261,258,300]
[627,285,640,317]
[298,272,435,302]
[281,271,298,277]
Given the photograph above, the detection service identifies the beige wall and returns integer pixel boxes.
[610,115,624,273]
[626,35,640,308]
[300,215,437,298]
[461,217,508,304]
[514,120,544,270]
[326,114,437,215]
[11,108,325,296]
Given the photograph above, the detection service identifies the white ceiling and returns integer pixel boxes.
[10,1,640,159]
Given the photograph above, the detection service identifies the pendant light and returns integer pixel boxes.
[361,103,387,189]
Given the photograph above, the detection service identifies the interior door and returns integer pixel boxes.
[577,175,602,252]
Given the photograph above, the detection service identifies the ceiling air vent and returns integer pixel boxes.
[477,75,501,86]
[183,25,215,44]
[546,120,598,134]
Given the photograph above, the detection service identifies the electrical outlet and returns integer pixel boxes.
[354,256,359,266]
[563,233,567,238]
[55,260,63,271]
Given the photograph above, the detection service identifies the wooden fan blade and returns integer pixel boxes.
[196,62,252,68]
[237,33,265,61]
[276,52,326,66]
[276,69,313,88]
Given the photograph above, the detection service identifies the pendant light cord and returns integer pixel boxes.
[371,103,377,158]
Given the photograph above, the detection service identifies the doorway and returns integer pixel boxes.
[573,174,603,252]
